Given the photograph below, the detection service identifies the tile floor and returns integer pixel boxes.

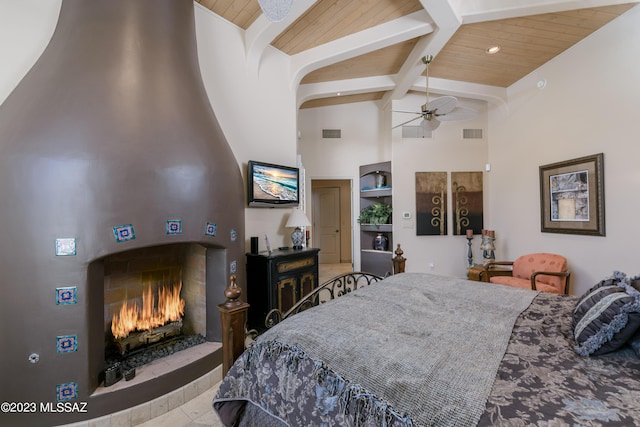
[318,262,353,283]
[63,263,352,427]
[63,367,224,427]
[136,380,223,427]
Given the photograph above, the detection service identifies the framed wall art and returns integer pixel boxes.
[539,153,605,236]
[416,172,447,235]
[451,171,483,235]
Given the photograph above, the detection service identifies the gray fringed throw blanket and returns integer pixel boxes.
[214,273,537,426]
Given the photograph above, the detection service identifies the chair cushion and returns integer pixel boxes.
[489,276,532,291]
[489,276,561,294]
[572,272,640,356]
[512,253,567,293]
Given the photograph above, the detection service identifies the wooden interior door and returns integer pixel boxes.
[313,187,341,264]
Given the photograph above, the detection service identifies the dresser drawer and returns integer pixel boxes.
[277,256,315,273]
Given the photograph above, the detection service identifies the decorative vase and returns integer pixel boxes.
[373,233,389,251]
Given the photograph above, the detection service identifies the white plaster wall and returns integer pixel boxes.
[299,95,489,273]
[487,5,640,295]
[0,0,61,104]
[194,5,299,250]
[297,100,391,269]
[298,7,640,290]
[390,94,489,278]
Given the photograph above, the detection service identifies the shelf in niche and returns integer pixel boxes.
[360,161,392,277]
[361,249,393,254]
[360,224,392,232]
[360,188,392,198]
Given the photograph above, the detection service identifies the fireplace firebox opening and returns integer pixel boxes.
[100,243,213,388]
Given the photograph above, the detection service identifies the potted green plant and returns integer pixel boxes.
[358,203,392,225]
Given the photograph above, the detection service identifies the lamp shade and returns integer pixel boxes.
[286,209,310,250]
[286,209,311,228]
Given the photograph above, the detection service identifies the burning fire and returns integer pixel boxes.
[111,282,185,339]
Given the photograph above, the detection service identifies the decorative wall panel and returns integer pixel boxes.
[451,172,483,235]
[416,172,447,236]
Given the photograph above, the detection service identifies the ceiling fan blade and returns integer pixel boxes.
[425,96,457,115]
[436,107,477,121]
[392,116,423,129]
[421,118,441,131]
[392,110,423,115]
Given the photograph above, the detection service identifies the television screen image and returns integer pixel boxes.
[248,161,299,206]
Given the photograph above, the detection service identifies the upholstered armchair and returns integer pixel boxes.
[484,253,571,294]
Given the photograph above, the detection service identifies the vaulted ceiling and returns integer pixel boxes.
[195,0,638,109]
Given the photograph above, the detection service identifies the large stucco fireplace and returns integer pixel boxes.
[0,1,245,425]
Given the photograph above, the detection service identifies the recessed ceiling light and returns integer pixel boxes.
[336,92,341,96]
[485,45,500,55]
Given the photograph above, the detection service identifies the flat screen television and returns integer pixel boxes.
[247,160,300,207]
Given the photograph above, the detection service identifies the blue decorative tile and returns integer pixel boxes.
[230,260,237,274]
[56,382,78,402]
[56,335,78,354]
[113,224,135,242]
[204,222,216,237]
[166,219,182,235]
[55,238,76,256]
[56,287,77,305]
[230,228,237,242]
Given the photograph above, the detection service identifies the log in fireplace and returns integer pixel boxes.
[0,1,245,425]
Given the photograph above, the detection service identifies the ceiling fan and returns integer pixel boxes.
[258,0,293,22]
[393,55,477,131]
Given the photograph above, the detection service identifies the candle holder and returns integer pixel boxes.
[466,236,474,268]
[481,231,496,264]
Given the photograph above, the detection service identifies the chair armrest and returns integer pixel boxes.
[485,261,514,269]
[530,271,571,293]
[483,261,514,281]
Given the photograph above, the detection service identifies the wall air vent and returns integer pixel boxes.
[463,128,483,139]
[402,125,432,139]
[322,129,341,139]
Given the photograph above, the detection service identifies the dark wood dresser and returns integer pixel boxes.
[246,247,320,331]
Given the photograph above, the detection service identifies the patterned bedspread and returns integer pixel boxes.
[479,292,640,426]
[213,274,640,427]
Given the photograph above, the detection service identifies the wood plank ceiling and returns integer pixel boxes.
[195,1,638,108]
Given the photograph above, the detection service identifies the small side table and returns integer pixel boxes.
[467,265,512,282]
[218,275,249,377]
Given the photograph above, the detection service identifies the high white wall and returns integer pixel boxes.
[299,6,640,295]
[391,94,489,278]
[487,5,640,295]
[298,94,489,274]
[0,0,61,104]
[297,100,391,269]
[194,5,298,250]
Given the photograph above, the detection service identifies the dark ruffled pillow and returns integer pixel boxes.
[629,331,640,358]
[572,271,640,356]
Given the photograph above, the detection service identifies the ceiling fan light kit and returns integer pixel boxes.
[392,55,478,131]
[258,0,293,22]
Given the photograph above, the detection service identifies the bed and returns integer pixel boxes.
[213,269,640,427]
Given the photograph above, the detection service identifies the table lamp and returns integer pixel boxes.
[286,208,311,249]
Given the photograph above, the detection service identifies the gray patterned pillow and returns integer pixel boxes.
[572,272,640,356]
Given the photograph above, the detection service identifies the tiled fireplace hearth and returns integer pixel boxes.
[0,1,245,425]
